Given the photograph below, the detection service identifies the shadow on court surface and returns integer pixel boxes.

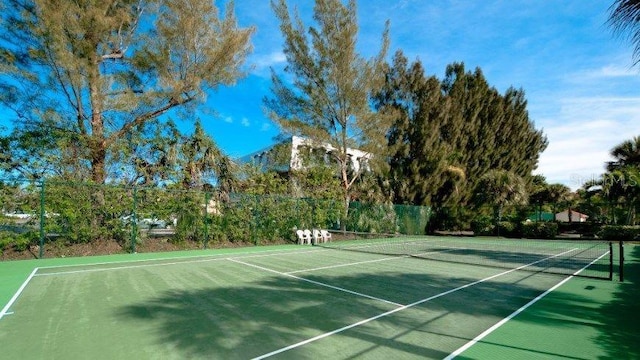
[596,245,640,359]
[115,268,588,359]
[454,244,639,360]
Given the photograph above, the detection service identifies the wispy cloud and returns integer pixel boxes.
[535,96,640,188]
[241,118,250,127]
[251,51,286,71]
[211,0,640,191]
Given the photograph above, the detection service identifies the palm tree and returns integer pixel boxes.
[586,136,640,224]
[473,170,528,235]
[607,135,640,171]
[609,1,640,64]
[180,121,236,193]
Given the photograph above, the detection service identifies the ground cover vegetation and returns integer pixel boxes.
[0,0,639,258]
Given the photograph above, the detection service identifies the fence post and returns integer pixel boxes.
[130,186,137,253]
[38,179,45,259]
[204,191,210,249]
[252,195,258,245]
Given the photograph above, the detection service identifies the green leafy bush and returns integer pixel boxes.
[346,202,397,234]
[471,216,494,236]
[599,225,640,240]
[522,222,558,239]
[0,231,37,252]
[497,221,520,238]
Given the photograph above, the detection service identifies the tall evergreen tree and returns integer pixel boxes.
[441,63,547,205]
[375,57,546,216]
[266,0,390,219]
[373,51,456,206]
[0,0,254,183]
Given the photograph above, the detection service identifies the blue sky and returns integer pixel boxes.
[200,0,639,191]
[3,1,640,190]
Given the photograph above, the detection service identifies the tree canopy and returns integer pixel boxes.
[266,0,391,214]
[0,0,254,183]
[374,51,547,210]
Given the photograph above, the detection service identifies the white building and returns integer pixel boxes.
[241,136,371,173]
[555,210,589,223]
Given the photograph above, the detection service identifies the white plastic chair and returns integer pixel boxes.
[320,229,332,242]
[296,229,309,244]
[312,229,322,244]
[303,229,312,244]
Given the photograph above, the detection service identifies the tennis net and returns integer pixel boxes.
[316,235,614,280]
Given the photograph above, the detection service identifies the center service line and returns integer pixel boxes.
[252,248,578,359]
[227,258,404,307]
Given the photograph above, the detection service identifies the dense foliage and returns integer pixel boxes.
[265,0,391,222]
[0,0,253,183]
[373,51,547,229]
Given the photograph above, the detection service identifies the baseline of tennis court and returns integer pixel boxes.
[0,237,630,359]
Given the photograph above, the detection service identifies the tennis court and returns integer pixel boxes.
[0,236,635,359]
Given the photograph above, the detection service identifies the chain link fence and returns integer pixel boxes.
[0,179,432,257]
[5,177,630,258]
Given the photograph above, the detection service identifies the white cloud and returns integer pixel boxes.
[223,116,233,124]
[573,64,639,79]
[534,97,640,189]
[250,51,287,76]
[241,118,250,127]
[598,65,638,77]
[260,122,271,132]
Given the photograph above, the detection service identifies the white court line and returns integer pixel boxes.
[228,258,404,307]
[36,247,322,271]
[0,267,39,321]
[286,249,456,274]
[1,248,326,317]
[34,248,325,276]
[443,250,611,360]
[34,257,230,276]
[251,248,579,359]
[286,255,408,274]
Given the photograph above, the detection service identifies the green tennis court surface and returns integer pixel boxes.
[0,237,637,359]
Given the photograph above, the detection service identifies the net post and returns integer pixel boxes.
[609,241,613,281]
[619,240,624,282]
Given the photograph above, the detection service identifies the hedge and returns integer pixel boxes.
[598,225,640,241]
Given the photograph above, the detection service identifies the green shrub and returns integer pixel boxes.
[497,221,520,238]
[346,202,397,234]
[522,222,558,239]
[599,225,640,240]
[0,231,37,252]
[471,216,494,236]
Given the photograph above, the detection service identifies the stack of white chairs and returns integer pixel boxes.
[296,229,312,244]
[296,229,332,244]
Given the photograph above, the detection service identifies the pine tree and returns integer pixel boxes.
[266,0,390,221]
[0,0,254,183]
